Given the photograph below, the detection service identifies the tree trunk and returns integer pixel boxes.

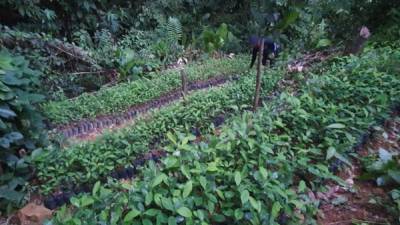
[253,39,264,111]
[344,26,371,55]
[180,69,188,102]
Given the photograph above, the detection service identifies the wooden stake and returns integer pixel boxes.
[253,38,264,111]
[180,69,188,102]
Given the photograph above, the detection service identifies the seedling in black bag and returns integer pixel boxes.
[133,158,145,167]
[62,191,74,204]
[117,169,128,179]
[54,194,65,207]
[44,195,57,210]
[125,167,135,178]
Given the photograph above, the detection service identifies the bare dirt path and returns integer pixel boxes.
[318,113,400,225]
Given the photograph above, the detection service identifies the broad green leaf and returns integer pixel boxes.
[326,123,346,129]
[234,171,241,186]
[240,190,249,204]
[388,170,400,184]
[144,209,159,217]
[234,209,244,220]
[0,108,16,119]
[316,39,332,48]
[168,217,177,225]
[153,194,163,208]
[5,132,23,141]
[152,174,167,188]
[259,167,268,179]
[290,199,304,209]
[334,152,352,166]
[180,165,191,179]
[92,181,101,195]
[249,196,261,212]
[70,197,80,207]
[0,188,24,202]
[276,11,300,30]
[0,138,10,148]
[2,73,23,85]
[199,176,207,190]
[195,209,206,220]
[145,192,153,206]
[142,219,152,225]
[298,180,306,193]
[123,209,141,222]
[216,189,225,200]
[80,196,94,207]
[164,157,179,169]
[207,162,218,172]
[167,132,177,145]
[182,181,193,198]
[177,207,192,218]
[161,197,174,211]
[326,147,336,160]
[271,202,282,219]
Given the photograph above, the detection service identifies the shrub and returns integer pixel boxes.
[0,49,46,213]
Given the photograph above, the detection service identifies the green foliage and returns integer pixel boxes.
[115,49,161,80]
[93,29,116,68]
[157,17,184,63]
[361,149,400,186]
[0,50,46,213]
[312,20,332,49]
[0,26,110,100]
[42,56,248,125]
[390,189,400,221]
[50,121,317,224]
[164,17,183,45]
[117,28,154,53]
[48,45,400,224]
[199,23,233,53]
[371,8,400,45]
[358,118,400,220]
[72,30,94,50]
[35,63,285,194]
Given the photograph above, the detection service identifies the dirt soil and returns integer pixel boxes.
[318,116,400,225]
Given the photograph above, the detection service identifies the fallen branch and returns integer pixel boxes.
[0,28,98,68]
[287,47,341,73]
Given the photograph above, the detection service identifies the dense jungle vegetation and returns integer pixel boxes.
[0,0,399,224]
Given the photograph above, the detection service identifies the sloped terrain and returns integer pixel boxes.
[30,45,400,224]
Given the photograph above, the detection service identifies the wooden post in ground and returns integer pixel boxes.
[180,69,188,102]
[253,38,264,111]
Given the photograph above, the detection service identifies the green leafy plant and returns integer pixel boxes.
[44,44,400,224]
[41,56,248,125]
[35,65,285,194]
[0,49,46,213]
[199,23,233,54]
[361,149,400,186]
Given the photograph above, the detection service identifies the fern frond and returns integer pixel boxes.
[165,17,182,43]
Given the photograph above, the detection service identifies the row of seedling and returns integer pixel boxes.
[43,110,230,210]
[56,75,234,138]
[43,149,167,210]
